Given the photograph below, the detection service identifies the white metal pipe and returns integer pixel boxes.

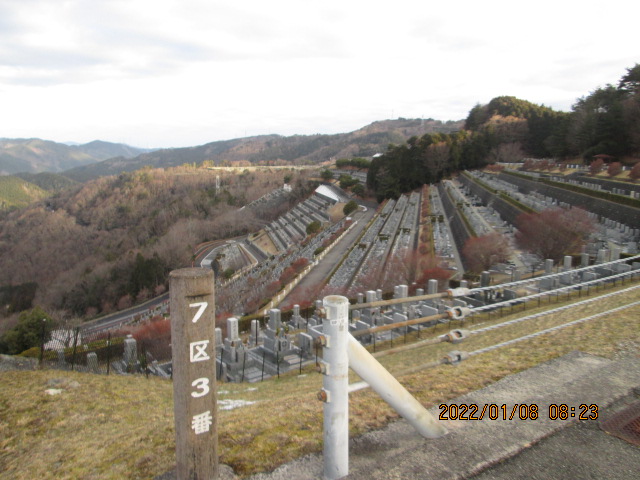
[322,295,350,480]
[347,333,447,439]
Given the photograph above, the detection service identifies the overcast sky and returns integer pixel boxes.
[0,0,638,148]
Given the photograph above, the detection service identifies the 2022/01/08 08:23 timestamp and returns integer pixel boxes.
[438,403,599,421]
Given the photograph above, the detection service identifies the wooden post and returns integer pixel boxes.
[170,267,218,480]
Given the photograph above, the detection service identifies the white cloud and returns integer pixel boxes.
[0,0,638,147]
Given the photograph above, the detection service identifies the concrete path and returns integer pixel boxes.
[246,351,640,480]
[277,204,376,307]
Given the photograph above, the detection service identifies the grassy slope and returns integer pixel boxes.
[0,281,639,480]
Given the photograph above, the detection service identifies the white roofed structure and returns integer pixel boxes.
[315,185,341,203]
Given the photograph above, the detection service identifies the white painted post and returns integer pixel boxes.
[347,334,447,439]
[321,295,349,480]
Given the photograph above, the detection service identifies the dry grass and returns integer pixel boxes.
[1,281,639,479]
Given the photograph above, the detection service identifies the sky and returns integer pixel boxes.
[0,0,638,149]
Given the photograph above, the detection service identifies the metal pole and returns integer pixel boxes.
[347,333,447,439]
[71,328,79,371]
[321,295,349,480]
[241,351,246,383]
[299,347,303,374]
[39,319,46,368]
[351,312,448,337]
[350,291,447,311]
[106,332,111,375]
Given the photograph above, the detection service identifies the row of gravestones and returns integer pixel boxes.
[49,334,171,378]
[327,201,394,288]
[468,171,640,247]
[438,182,472,268]
[564,173,640,196]
[215,219,346,315]
[258,193,334,254]
[243,185,290,210]
[79,252,639,382]
[459,173,530,227]
[429,189,456,260]
[497,171,640,230]
[352,193,422,292]
[212,278,466,383]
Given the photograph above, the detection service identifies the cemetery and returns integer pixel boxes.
[466,170,639,254]
[202,253,640,383]
[496,171,640,229]
[54,166,640,384]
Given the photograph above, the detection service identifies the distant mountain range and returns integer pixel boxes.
[62,118,463,181]
[0,118,464,182]
[0,138,153,175]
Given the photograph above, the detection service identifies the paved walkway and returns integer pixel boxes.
[277,204,376,307]
[246,351,640,479]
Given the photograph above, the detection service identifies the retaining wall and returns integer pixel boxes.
[459,174,527,225]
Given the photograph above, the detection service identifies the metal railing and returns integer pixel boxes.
[318,267,640,479]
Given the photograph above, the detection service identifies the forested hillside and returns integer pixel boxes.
[369,64,640,201]
[13,172,78,192]
[63,118,464,181]
[0,166,314,320]
[0,176,48,210]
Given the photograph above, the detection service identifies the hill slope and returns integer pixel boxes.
[0,176,48,210]
[0,283,637,479]
[13,172,78,192]
[0,166,311,316]
[63,118,464,181]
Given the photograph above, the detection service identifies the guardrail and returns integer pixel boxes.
[317,262,640,479]
[318,295,449,479]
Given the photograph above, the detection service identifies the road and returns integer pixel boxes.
[278,202,376,307]
[81,292,169,335]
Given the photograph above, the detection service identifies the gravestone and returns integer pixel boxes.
[503,289,518,301]
[227,317,240,343]
[544,259,554,274]
[581,253,590,268]
[87,352,99,373]
[249,320,262,347]
[596,249,609,264]
[215,328,223,354]
[539,277,557,290]
[123,335,137,368]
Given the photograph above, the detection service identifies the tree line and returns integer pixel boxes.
[368,64,640,201]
